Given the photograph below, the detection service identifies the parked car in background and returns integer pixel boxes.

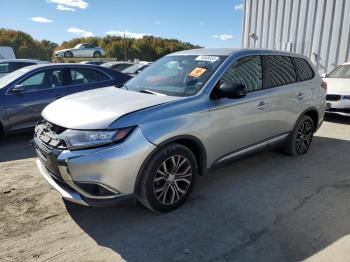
[79,60,108,66]
[121,62,152,76]
[0,46,16,60]
[34,48,326,212]
[322,62,350,116]
[0,64,131,137]
[54,43,105,58]
[100,61,134,72]
[0,59,48,78]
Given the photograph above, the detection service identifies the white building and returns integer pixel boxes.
[241,0,350,73]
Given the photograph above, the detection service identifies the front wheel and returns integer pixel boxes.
[136,144,197,213]
[282,115,314,156]
[93,51,102,58]
[64,51,73,58]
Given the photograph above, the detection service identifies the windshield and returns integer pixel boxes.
[327,65,350,78]
[74,44,83,49]
[0,68,30,88]
[124,55,226,96]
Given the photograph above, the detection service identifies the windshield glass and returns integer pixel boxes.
[327,65,350,78]
[0,68,30,88]
[74,44,83,49]
[125,55,226,96]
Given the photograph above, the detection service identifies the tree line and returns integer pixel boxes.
[0,29,201,61]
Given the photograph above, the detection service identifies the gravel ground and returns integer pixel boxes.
[0,114,350,262]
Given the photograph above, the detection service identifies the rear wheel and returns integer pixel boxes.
[64,51,73,58]
[137,144,197,213]
[93,51,102,58]
[283,115,314,156]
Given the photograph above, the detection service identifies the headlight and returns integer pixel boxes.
[60,127,134,150]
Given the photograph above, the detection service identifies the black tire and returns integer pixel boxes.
[282,115,315,156]
[93,51,102,58]
[64,51,73,58]
[136,143,197,213]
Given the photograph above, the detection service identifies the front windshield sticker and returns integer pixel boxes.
[189,67,207,78]
[195,55,219,63]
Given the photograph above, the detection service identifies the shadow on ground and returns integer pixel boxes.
[66,136,350,262]
[0,133,35,162]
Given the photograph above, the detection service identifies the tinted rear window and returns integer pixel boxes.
[293,57,314,81]
[265,55,297,87]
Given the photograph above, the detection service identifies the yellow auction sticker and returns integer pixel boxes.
[189,67,207,78]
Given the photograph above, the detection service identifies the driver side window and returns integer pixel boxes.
[221,56,263,92]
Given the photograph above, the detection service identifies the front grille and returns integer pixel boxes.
[326,94,341,101]
[328,108,350,113]
[35,121,67,149]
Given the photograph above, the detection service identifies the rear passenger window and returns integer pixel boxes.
[221,56,263,92]
[265,56,296,87]
[293,57,314,81]
[70,68,109,85]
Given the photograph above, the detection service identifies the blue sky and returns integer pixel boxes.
[1,0,244,47]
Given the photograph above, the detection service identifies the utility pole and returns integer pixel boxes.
[123,32,127,61]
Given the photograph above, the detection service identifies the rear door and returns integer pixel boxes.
[262,55,315,134]
[4,68,68,131]
[64,67,113,95]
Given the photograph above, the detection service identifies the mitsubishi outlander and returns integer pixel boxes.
[34,49,326,212]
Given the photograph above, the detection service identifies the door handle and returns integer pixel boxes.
[297,92,305,99]
[257,101,267,110]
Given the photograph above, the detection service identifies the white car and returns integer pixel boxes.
[0,59,48,78]
[323,62,350,116]
[54,43,105,58]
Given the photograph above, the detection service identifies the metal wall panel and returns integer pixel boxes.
[242,0,350,73]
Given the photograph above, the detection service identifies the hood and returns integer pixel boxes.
[324,78,350,95]
[55,48,72,53]
[42,87,180,129]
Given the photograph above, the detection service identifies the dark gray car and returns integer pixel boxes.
[0,63,131,137]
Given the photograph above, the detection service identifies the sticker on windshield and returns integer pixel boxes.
[189,67,207,78]
[195,55,219,63]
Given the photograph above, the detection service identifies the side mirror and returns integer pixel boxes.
[218,82,247,99]
[321,73,327,78]
[11,84,25,94]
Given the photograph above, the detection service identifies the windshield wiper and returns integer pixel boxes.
[139,89,166,96]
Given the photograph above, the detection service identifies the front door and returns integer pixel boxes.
[4,68,67,131]
[207,55,275,164]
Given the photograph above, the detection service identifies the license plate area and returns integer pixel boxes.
[326,102,331,110]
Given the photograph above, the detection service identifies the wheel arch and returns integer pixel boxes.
[134,135,207,193]
[296,107,319,131]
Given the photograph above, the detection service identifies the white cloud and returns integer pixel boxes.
[106,30,148,39]
[234,3,244,10]
[68,27,93,37]
[31,17,53,23]
[56,4,75,11]
[47,0,88,10]
[212,34,235,41]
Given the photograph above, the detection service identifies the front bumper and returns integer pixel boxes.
[35,127,156,206]
[326,98,350,116]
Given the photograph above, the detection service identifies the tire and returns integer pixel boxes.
[282,115,315,156]
[93,51,102,58]
[136,143,197,213]
[64,51,73,58]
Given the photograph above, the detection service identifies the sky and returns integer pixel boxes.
[0,0,244,48]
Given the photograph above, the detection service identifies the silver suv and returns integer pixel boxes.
[34,49,326,212]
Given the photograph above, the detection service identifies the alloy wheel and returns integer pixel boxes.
[295,120,313,154]
[153,155,192,205]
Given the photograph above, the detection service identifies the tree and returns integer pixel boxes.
[0,28,201,61]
